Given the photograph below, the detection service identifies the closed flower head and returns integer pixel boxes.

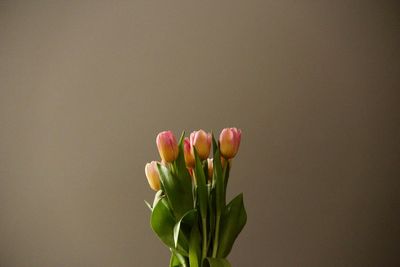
[183,137,195,168]
[156,130,179,163]
[219,128,241,159]
[145,161,161,191]
[190,130,211,160]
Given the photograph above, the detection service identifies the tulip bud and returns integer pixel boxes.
[219,128,241,159]
[156,131,179,163]
[183,137,195,168]
[190,130,211,160]
[207,158,213,182]
[145,161,161,191]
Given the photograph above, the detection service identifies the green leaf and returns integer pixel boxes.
[208,187,216,245]
[189,224,201,267]
[193,148,208,221]
[170,250,188,267]
[217,193,247,258]
[211,134,225,257]
[150,197,175,247]
[213,149,224,214]
[211,134,225,214]
[169,252,181,267]
[150,198,187,256]
[157,163,193,220]
[211,132,218,157]
[203,160,210,183]
[144,200,152,211]
[175,132,193,189]
[173,209,196,248]
[221,163,229,211]
[203,258,231,267]
[152,190,164,209]
[223,162,230,192]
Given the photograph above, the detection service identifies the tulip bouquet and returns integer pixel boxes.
[145,128,246,267]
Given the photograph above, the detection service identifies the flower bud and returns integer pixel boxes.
[207,158,213,182]
[219,128,241,159]
[156,131,179,163]
[145,161,161,191]
[183,137,195,168]
[190,130,211,160]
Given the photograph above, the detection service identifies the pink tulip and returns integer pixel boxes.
[219,128,241,159]
[156,131,179,163]
[190,130,211,160]
[183,137,195,168]
[145,161,161,191]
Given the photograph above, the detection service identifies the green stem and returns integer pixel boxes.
[176,252,188,267]
[212,214,220,257]
[201,218,207,261]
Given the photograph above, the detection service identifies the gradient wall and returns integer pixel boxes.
[1,1,399,266]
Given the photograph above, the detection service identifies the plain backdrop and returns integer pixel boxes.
[1,1,399,266]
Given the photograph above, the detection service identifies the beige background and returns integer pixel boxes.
[1,1,399,266]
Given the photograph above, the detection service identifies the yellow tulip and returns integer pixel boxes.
[145,161,161,191]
